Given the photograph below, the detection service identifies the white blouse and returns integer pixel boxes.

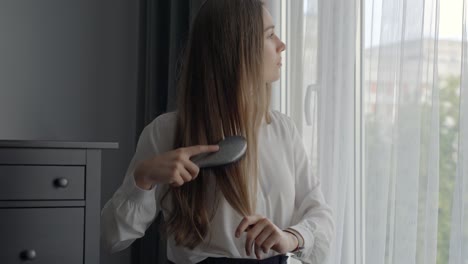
[101,110,335,264]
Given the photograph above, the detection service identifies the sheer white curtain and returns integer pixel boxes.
[449,1,468,263]
[288,0,468,263]
[364,0,468,263]
[288,0,357,263]
[315,0,356,263]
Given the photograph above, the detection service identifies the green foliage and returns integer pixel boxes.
[437,75,460,264]
[364,75,461,264]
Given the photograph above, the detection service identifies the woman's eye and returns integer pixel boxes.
[268,33,274,39]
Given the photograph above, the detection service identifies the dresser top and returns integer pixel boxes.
[0,140,119,149]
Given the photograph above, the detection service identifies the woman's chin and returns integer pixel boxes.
[266,76,281,83]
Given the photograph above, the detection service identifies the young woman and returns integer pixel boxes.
[101,0,335,263]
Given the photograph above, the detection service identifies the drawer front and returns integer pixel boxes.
[0,208,84,264]
[0,166,85,200]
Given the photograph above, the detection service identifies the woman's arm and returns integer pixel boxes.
[100,121,160,253]
[100,114,220,254]
[285,116,336,263]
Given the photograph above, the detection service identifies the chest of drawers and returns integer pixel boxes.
[0,140,118,264]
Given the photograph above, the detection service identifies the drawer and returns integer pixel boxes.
[0,166,85,200]
[0,208,84,264]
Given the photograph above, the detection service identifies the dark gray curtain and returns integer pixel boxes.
[136,0,187,135]
[133,0,204,263]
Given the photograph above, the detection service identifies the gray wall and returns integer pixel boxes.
[0,1,139,264]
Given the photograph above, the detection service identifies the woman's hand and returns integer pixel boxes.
[235,215,299,259]
[134,145,219,189]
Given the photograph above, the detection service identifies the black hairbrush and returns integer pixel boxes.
[191,136,247,168]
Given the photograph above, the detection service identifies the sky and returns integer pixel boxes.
[363,0,465,47]
[439,0,463,40]
[300,0,464,48]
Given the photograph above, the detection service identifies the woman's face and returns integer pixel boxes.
[262,7,286,83]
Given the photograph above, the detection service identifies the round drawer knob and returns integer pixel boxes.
[54,178,69,188]
[20,249,37,260]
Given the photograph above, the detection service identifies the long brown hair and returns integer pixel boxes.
[161,0,272,249]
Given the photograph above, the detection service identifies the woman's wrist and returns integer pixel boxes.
[283,230,299,252]
[134,159,155,190]
[135,175,153,190]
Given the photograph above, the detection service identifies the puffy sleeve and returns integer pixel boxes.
[100,119,162,253]
[285,116,335,263]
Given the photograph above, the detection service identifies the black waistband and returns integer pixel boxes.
[196,254,289,264]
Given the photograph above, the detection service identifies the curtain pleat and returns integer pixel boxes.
[315,0,356,263]
[448,0,468,262]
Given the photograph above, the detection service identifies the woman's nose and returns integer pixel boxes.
[278,40,286,52]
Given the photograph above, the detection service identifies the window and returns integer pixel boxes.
[272,0,468,263]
